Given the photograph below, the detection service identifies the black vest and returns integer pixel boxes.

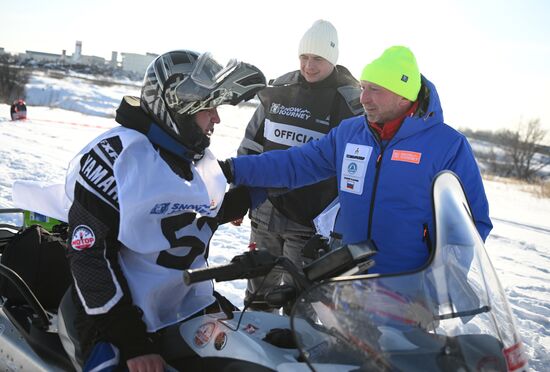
[262,67,362,226]
[260,83,338,152]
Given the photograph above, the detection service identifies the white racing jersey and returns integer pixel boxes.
[65,126,226,331]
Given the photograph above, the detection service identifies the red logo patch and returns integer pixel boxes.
[391,150,422,164]
[503,342,528,371]
[71,225,96,250]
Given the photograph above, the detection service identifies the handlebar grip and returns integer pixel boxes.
[184,262,241,285]
[184,250,278,285]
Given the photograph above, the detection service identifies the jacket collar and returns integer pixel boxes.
[391,75,445,141]
[368,100,419,141]
[115,96,196,162]
[270,65,359,89]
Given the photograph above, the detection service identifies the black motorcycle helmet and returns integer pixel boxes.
[140,50,266,159]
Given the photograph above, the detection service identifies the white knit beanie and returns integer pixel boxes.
[298,20,339,65]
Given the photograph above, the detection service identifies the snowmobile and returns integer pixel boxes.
[0,171,528,371]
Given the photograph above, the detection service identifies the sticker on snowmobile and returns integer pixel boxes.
[71,225,96,250]
[194,322,216,348]
[243,323,258,334]
[503,342,528,371]
[214,332,227,350]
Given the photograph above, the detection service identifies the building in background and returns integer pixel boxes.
[21,50,62,63]
[121,52,157,75]
[72,41,82,63]
[110,51,118,68]
[77,55,106,66]
[5,41,158,78]
[69,41,106,66]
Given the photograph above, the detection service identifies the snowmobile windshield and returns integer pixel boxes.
[290,172,527,372]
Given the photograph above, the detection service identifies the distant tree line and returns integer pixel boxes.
[462,120,550,181]
[0,54,29,104]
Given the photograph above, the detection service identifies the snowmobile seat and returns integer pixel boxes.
[0,224,71,310]
[58,287,86,370]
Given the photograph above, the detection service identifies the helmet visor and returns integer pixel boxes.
[168,52,265,115]
[170,53,240,114]
[190,52,239,89]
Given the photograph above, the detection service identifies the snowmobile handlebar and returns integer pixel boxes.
[184,250,278,285]
[184,240,378,287]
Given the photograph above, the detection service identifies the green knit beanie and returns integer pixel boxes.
[360,46,421,101]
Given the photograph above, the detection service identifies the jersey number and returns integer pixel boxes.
[157,212,216,270]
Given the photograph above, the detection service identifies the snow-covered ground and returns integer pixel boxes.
[0,74,549,370]
[24,71,141,117]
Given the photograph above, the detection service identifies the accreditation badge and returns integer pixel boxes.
[340,144,373,195]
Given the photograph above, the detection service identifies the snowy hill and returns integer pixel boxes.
[23,71,141,117]
[0,74,549,370]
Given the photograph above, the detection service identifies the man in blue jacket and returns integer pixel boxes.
[221,46,492,274]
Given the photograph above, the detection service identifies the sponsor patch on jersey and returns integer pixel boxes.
[97,136,122,165]
[264,120,324,147]
[269,103,311,120]
[340,144,372,195]
[150,202,170,214]
[391,150,422,164]
[150,202,215,215]
[71,225,96,250]
[80,150,118,206]
[347,162,358,175]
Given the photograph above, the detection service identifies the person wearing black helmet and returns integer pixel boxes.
[62,50,266,371]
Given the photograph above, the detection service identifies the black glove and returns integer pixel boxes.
[301,234,329,260]
[218,159,234,183]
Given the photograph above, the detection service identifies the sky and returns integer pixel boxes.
[1,0,550,135]
[0,76,549,369]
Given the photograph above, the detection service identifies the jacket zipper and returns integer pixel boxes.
[365,112,413,240]
[367,148,384,239]
[422,223,432,254]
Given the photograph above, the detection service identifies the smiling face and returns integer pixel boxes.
[193,107,221,138]
[299,54,335,83]
[360,81,412,124]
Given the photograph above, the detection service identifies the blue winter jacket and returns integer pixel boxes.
[232,76,492,274]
